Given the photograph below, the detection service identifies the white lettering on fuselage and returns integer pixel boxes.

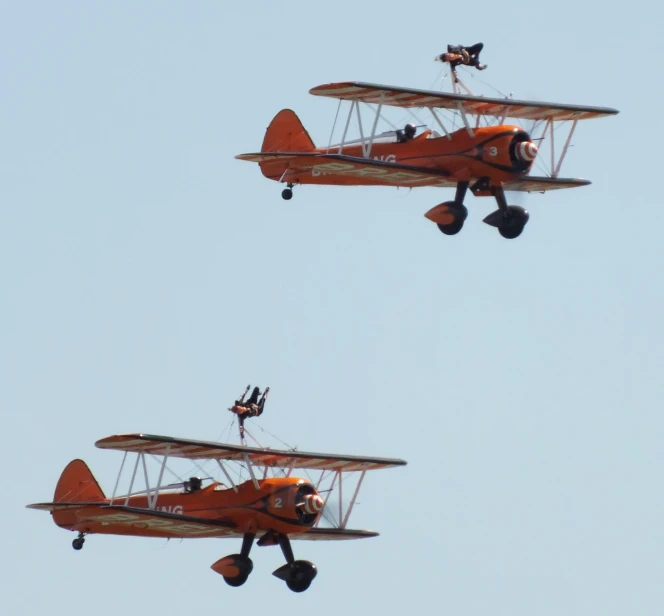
[158,505,183,515]
[373,154,396,163]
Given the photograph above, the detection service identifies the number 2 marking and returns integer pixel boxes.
[274,498,283,508]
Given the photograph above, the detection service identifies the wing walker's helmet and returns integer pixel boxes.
[404,124,416,138]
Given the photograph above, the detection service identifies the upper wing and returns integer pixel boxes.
[96,434,407,472]
[309,82,619,121]
[236,152,457,188]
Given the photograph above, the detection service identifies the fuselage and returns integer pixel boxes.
[52,477,323,538]
[261,125,538,187]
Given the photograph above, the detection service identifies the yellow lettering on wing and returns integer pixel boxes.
[310,161,447,186]
[90,512,223,536]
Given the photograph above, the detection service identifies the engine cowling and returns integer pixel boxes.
[294,483,324,525]
[509,132,538,171]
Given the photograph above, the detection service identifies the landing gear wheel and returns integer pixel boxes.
[437,219,464,235]
[434,200,468,236]
[221,554,254,587]
[497,206,529,239]
[498,224,524,239]
[285,560,317,593]
[72,537,85,550]
[281,183,294,200]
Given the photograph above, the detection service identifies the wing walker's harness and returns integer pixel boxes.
[435,42,488,83]
[229,384,270,445]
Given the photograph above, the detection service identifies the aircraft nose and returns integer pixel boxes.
[515,141,538,162]
[299,494,324,515]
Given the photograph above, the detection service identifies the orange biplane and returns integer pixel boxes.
[27,406,406,592]
[237,66,618,239]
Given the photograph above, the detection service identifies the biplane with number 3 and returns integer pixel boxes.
[237,56,618,239]
[27,390,406,593]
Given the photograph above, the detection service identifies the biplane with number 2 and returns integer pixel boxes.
[27,395,406,593]
[237,59,618,239]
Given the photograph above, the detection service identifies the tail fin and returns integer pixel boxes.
[54,459,105,503]
[261,109,315,153]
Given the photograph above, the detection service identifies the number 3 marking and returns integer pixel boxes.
[489,146,498,156]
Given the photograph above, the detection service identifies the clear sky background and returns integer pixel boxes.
[2,2,662,614]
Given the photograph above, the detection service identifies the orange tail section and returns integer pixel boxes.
[54,459,105,503]
[261,109,315,153]
[259,109,315,182]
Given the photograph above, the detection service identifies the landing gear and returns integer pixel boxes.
[272,534,317,593]
[482,185,529,239]
[72,532,86,550]
[428,181,469,236]
[211,533,255,587]
[281,183,294,200]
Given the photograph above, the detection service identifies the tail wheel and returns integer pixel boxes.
[281,188,293,200]
[72,537,85,550]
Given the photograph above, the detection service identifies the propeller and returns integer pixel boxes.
[508,116,544,209]
[294,485,345,527]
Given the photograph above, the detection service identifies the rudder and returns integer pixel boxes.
[54,459,105,503]
[261,109,315,153]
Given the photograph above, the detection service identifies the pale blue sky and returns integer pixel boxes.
[2,2,662,614]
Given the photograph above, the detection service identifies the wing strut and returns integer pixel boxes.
[243,453,260,491]
[338,100,355,154]
[216,460,239,493]
[456,101,474,138]
[428,107,452,140]
[151,444,171,509]
[315,471,338,527]
[365,95,384,158]
[354,100,367,158]
[553,117,579,177]
[125,450,141,505]
[338,471,343,527]
[141,450,152,508]
[341,469,366,529]
[110,451,128,504]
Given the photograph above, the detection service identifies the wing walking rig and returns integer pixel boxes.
[237,47,619,239]
[27,387,406,593]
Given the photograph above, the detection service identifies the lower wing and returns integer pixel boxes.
[237,152,456,188]
[29,502,377,541]
[289,528,378,540]
[503,177,590,192]
[237,152,589,192]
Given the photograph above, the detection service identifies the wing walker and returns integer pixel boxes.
[237,44,619,239]
[27,386,406,593]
